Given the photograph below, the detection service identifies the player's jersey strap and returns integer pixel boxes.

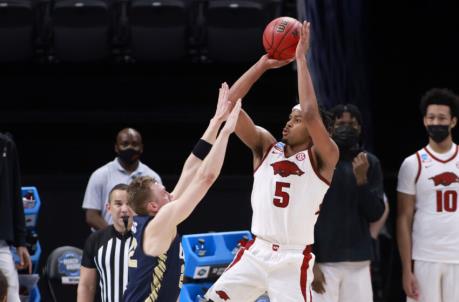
[123,215,183,302]
[412,146,459,263]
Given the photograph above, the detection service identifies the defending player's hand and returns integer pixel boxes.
[222,99,242,134]
[260,54,294,70]
[352,152,369,185]
[213,82,231,122]
[402,271,420,300]
[295,21,311,59]
[311,264,326,294]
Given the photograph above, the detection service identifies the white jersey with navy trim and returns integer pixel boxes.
[398,145,459,263]
[251,142,330,246]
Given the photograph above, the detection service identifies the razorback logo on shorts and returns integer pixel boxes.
[216,290,230,300]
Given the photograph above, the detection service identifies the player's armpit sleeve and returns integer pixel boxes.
[397,155,418,195]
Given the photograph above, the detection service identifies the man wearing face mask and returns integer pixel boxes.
[311,104,386,302]
[82,128,162,231]
[397,88,459,302]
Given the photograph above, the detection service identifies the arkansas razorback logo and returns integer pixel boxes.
[271,160,304,177]
[429,172,459,186]
[216,290,230,300]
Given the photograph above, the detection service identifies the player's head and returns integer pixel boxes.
[329,104,363,153]
[420,88,459,143]
[281,104,332,147]
[106,183,132,231]
[115,128,144,166]
[0,269,7,302]
[128,176,171,216]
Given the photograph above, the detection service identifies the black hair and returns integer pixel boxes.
[330,104,363,127]
[419,88,459,118]
[0,269,8,301]
[319,105,333,134]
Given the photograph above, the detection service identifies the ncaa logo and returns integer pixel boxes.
[296,153,305,161]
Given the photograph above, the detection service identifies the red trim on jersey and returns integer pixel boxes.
[423,144,458,163]
[307,148,330,186]
[300,245,312,301]
[254,143,277,174]
[415,152,421,184]
[226,238,255,271]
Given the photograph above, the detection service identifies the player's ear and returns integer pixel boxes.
[451,116,457,129]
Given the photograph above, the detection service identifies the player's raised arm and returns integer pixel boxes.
[171,82,231,199]
[144,101,242,256]
[295,21,338,180]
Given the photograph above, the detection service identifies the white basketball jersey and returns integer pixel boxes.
[413,145,459,263]
[251,142,330,246]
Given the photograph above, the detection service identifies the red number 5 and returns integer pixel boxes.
[273,182,290,208]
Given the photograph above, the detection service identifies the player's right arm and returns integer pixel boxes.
[143,101,241,256]
[396,155,419,300]
[228,55,290,163]
[77,267,97,302]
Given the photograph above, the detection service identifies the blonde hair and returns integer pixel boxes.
[127,176,156,215]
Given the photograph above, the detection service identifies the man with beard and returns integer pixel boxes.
[311,104,386,302]
[82,128,162,230]
[397,88,459,302]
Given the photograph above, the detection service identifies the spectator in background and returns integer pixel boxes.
[78,183,133,302]
[0,133,31,302]
[312,104,385,302]
[397,88,459,302]
[0,270,8,302]
[82,128,162,230]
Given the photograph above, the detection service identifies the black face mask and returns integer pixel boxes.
[118,148,141,165]
[427,125,450,143]
[332,125,361,158]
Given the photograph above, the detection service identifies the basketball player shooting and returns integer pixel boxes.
[203,21,339,302]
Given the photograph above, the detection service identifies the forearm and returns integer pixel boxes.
[77,285,95,302]
[357,185,385,222]
[297,56,319,116]
[197,130,231,181]
[228,58,267,104]
[397,216,413,273]
[85,210,108,230]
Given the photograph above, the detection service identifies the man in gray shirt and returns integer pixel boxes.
[82,128,162,230]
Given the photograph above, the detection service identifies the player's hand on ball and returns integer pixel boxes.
[213,82,231,122]
[260,54,294,70]
[295,21,311,59]
[222,99,242,134]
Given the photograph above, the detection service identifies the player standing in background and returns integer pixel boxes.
[397,88,459,302]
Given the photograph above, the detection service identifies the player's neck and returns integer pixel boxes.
[428,136,454,153]
[284,142,310,157]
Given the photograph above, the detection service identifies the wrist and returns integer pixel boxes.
[210,117,224,126]
[356,177,368,186]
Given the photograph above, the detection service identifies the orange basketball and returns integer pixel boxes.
[263,16,302,60]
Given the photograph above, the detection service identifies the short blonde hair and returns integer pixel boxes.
[127,176,157,215]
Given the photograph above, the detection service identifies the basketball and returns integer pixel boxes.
[263,17,302,60]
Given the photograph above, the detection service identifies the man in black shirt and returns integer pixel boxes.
[311,104,385,302]
[78,183,133,302]
[0,133,31,302]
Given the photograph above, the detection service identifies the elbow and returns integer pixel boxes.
[196,170,219,186]
[302,105,319,121]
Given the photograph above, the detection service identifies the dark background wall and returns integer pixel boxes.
[1,0,459,301]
